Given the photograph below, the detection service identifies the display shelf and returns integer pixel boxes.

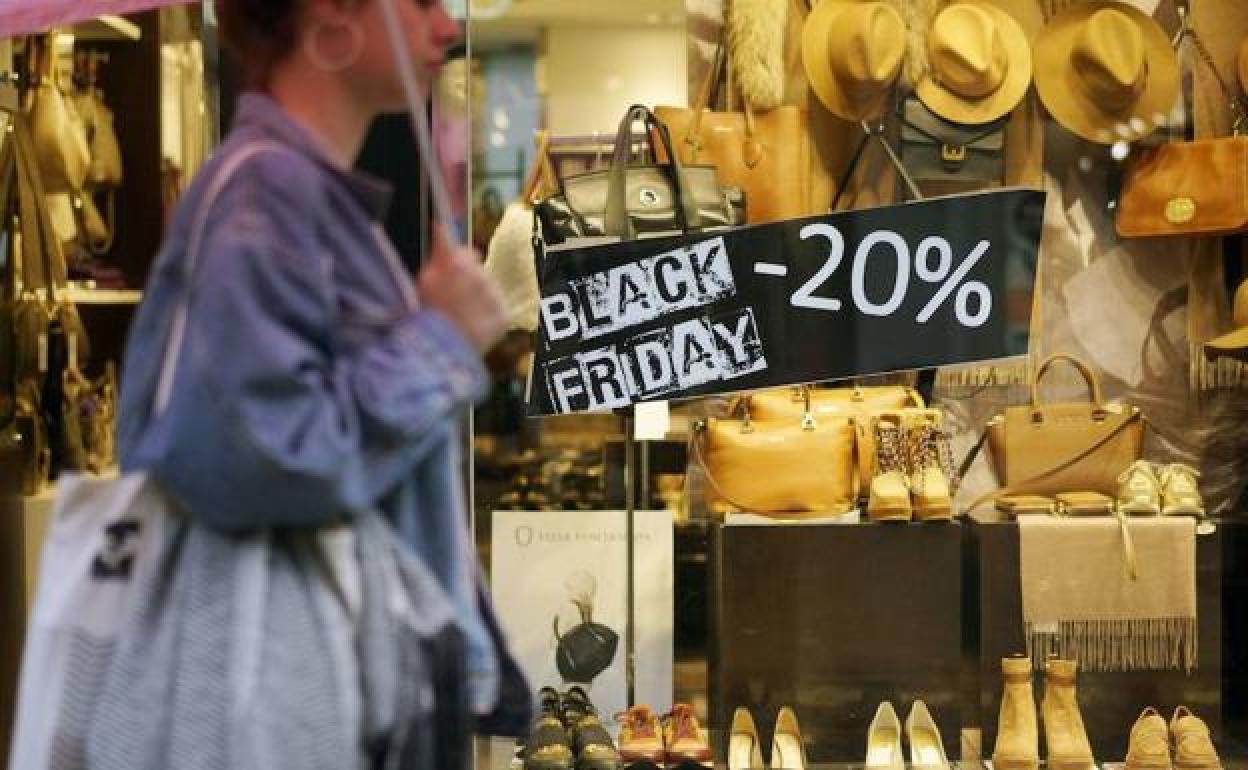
[67,287,143,305]
[72,15,142,42]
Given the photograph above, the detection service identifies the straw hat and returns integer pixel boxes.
[802,0,906,122]
[1205,280,1248,362]
[916,2,1032,124]
[1033,2,1179,145]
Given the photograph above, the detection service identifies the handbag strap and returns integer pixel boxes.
[1031,353,1105,409]
[831,121,923,211]
[1173,2,1248,136]
[686,38,758,158]
[964,408,1144,512]
[153,140,289,416]
[604,105,702,239]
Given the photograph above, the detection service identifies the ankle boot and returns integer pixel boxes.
[992,656,1039,770]
[906,411,956,521]
[1042,658,1096,770]
[868,413,912,521]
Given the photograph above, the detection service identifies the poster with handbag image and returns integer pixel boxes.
[491,510,674,722]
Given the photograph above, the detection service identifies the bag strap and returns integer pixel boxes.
[604,105,702,239]
[1173,2,1248,136]
[964,408,1144,512]
[1031,353,1105,408]
[153,140,289,416]
[831,122,923,211]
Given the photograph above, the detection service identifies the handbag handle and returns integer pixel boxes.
[1030,353,1105,411]
[685,39,759,164]
[604,105,702,239]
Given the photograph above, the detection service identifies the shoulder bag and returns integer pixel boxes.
[29,35,90,196]
[963,354,1144,509]
[695,393,858,518]
[1116,19,1248,238]
[898,96,1007,191]
[535,104,744,243]
[655,41,823,224]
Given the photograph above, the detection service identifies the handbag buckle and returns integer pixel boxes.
[1165,197,1196,224]
[940,144,967,170]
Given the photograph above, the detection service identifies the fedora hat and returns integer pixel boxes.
[1033,2,1179,145]
[803,0,906,122]
[916,1,1032,124]
[1205,280,1248,362]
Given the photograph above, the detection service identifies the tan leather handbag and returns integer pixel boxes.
[1116,24,1248,238]
[1116,136,1248,238]
[30,36,90,196]
[976,354,1144,504]
[745,384,924,422]
[696,405,858,518]
[655,42,826,224]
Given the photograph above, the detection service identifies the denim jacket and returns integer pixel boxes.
[117,93,529,732]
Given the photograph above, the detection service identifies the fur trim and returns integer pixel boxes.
[728,0,788,110]
[885,0,946,89]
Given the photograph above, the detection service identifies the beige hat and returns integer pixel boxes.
[802,0,906,122]
[1205,280,1248,362]
[1034,2,1179,145]
[916,2,1032,124]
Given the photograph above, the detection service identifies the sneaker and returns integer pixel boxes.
[906,411,956,521]
[1159,463,1205,517]
[663,703,712,766]
[524,690,574,770]
[1117,460,1161,516]
[868,413,912,521]
[615,705,665,765]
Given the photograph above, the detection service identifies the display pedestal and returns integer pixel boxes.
[709,521,965,762]
[970,517,1232,760]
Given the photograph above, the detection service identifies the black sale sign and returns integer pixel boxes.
[527,188,1045,416]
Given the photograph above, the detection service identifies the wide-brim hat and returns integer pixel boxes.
[1205,280,1248,362]
[802,0,906,122]
[916,1,1032,124]
[1034,1,1179,145]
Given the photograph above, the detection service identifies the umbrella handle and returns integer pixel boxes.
[377,0,463,250]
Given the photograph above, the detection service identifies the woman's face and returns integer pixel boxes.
[310,0,460,113]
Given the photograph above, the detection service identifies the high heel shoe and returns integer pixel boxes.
[865,702,905,770]
[728,708,764,770]
[906,700,950,770]
[771,707,807,770]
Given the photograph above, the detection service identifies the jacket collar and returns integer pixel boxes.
[233,91,394,221]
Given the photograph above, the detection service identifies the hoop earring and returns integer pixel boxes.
[303,19,365,73]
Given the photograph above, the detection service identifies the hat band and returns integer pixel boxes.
[932,68,1004,100]
[1079,60,1149,113]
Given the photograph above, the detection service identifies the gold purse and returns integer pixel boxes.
[979,354,1144,503]
[30,36,90,196]
[745,384,924,422]
[696,397,857,519]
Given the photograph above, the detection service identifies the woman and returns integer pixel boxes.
[113,0,530,764]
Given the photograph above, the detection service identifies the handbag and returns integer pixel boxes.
[553,600,619,684]
[535,105,744,243]
[29,36,91,196]
[968,354,1144,506]
[1116,136,1248,237]
[655,41,823,224]
[744,383,925,422]
[1116,22,1248,238]
[898,96,1006,190]
[696,394,858,517]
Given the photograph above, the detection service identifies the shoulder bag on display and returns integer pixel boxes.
[29,36,91,196]
[695,393,858,518]
[898,96,1007,190]
[1116,21,1248,238]
[552,600,619,684]
[964,354,1144,508]
[655,41,823,224]
[535,104,744,243]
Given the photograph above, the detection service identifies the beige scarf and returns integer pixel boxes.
[1019,516,1197,673]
